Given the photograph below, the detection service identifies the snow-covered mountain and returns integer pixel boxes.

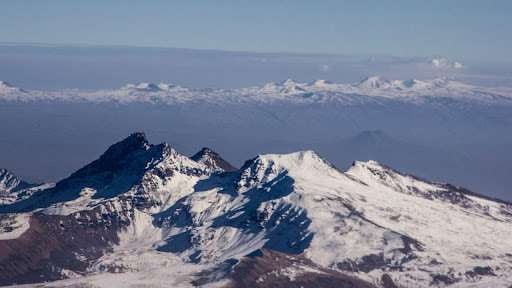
[0,169,28,193]
[0,81,24,94]
[0,133,511,287]
[1,77,511,105]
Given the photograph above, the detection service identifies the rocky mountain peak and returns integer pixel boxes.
[0,169,31,193]
[70,132,149,175]
[190,147,236,172]
[103,132,150,157]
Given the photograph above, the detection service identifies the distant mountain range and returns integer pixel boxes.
[1,76,511,105]
[1,133,511,287]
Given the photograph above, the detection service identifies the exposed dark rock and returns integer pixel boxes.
[223,249,376,288]
[431,273,459,286]
[465,266,496,278]
[381,274,398,288]
[0,202,132,285]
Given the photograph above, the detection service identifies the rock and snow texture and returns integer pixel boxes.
[0,133,512,287]
[1,76,511,105]
[0,169,49,205]
[190,147,237,172]
[0,169,26,193]
[0,213,30,240]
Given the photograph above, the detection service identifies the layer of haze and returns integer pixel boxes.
[1,0,511,62]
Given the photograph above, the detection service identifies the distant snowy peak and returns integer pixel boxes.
[0,81,24,93]
[311,79,332,86]
[355,76,392,89]
[121,82,178,92]
[190,147,237,172]
[0,169,29,193]
[260,78,307,94]
[429,56,464,69]
[356,76,457,91]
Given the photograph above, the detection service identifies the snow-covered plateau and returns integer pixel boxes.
[0,133,511,288]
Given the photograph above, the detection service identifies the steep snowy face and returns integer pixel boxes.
[190,147,237,172]
[154,151,341,263]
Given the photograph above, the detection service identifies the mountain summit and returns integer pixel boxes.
[0,169,47,205]
[0,169,31,193]
[190,147,237,172]
[0,81,24,93]
[355,76,392,89]
[0,133,511,287]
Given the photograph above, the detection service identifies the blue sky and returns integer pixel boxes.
[1,0,511,62]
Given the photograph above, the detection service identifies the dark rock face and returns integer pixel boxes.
[465,266,496,278]
[64,132,149,181]
[381,274,398,288]
[224,249,377,288]
[191,147,237,172]
[0,202,133,285]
